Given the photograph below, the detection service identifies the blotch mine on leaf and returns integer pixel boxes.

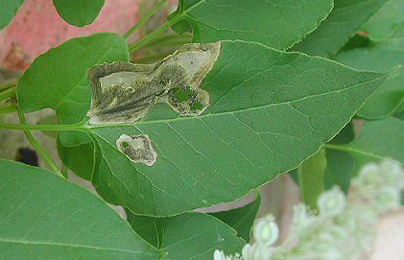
[116,134,157,167]
[86,42,221,125]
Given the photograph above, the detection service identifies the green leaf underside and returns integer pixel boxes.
[53,0,105,27]
[0,159,161,260]
[292,0,390,57]
[298,148,326,210]
[345,118,404,172]
[210,194,260,242]
[88,40,388,216]
[0,0,25,30]
[172,0,334,50]
[334,25,404,119]
[126,212,245,260]
[17,33,129,146]
[363,0,404,42]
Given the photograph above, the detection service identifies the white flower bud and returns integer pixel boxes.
[253,215,279,247]
[317,186,346,217]
[380,159,404,189]
[372,187,401,212]
[356,162,382,188]
[214,250,228,260]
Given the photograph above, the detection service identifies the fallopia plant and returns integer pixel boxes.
[0,0,403,259]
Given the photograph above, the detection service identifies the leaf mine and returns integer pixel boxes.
[116,134,157,166]
[86,42,221,125]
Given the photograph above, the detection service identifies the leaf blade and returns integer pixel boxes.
[0,159,162,260]
[53,0,105,27]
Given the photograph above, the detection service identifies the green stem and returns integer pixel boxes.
[0,121,86,132]
[132,33,191,50]
[123,0,170,40]
[0,80,17,91]
[129,14,183,53]
[0,104,17,115]
[17,109,63,177]
[0,87,16,102]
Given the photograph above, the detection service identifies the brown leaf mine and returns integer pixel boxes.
[116,134,157,166]
[86,42,221,125]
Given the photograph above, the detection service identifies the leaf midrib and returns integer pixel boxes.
[87,74,383,130]
[0,238,152,255]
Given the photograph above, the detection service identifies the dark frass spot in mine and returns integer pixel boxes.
[16,147,39,166]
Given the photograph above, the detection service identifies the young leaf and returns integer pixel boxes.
[362,0,404,42]
[53,0,105,27]
[210,194,261,242]
[126,211,245,260]
[17,33,129,146]
[334,32,404,119]
[170,0,334,50]
[87,40,389,216]
[292,0,389,57]
[0,0,25,30]
[298,148,326,210]
[0,159,162,260]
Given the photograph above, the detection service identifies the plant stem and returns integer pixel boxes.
[129,14,183,53]
[0,80,17,91]
[131,33,191,50]
[123,0,170,40]
[0,121,86,132]
[0,104,17,115]
[0,87,16,102]
[17,109,63,177]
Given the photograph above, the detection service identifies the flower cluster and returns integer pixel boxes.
[214,159,404,260]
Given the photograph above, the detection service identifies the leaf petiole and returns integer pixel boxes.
[123,0,171,40]
[0,120,87,132]
[129,13,183,53]
[0,80,17,91]
[17,109,64,177]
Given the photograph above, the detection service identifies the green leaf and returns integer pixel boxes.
[17,33,129,146]
[327,118,404,174]
[334,35,404,119]
[323,122,355,193]
[86,40,388,216]
[324,149,355,194]
[298,148,326,210]
[53,0,105,27]
[210,194,260,242]
[363,0,404,42]
[126,211,245,259]
[292,0,389,57]
[171,0,334,50]
[0,159,162,259]
[57,136,95,180]
[0,0,25,30]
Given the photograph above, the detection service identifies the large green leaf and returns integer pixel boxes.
[17,33,129,146]
[334,36,404,119]
[170,0,334,50]
[53,0,105,27]
[363,0,404,42]
[0,159,162,260]
[292,0,389,57]
[210,194,260,242]
[327,118,404,174]
[86,40,388,216]
[126,211,245,260]
[0,0,25,30]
